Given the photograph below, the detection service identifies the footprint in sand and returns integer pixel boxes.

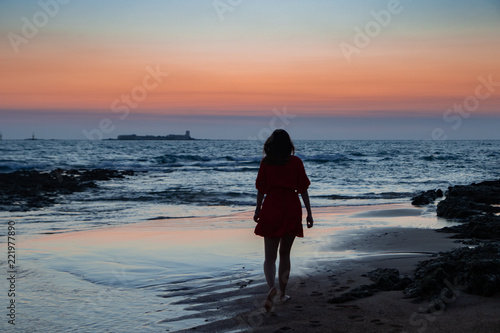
[292,305,303,312]
[390,324,405,330]
[310,291,323,297]
[370,319,384,326]
[334,286,350,292]
[335,304,360,310]
[348,315,364,322]
[309,320,322,328]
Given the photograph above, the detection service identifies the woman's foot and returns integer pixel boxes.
[276,293,291,305]
[264,287,277,312]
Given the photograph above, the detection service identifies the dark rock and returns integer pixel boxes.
[367,268,412,291]
[404,179,500,304]
[438,214,500,240]
[436,180,500,219]
[0,169,137,211]
[411,189,443,206]
[436,197,488,219]
[78,169,134,181]
[435,178,500,240]
[404,242,500,301]
[446,180,500,205]
[344,179,500,305]
[333,179,500,305]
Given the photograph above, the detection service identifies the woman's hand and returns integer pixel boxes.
[301,190,313,228]
[306,214,314,228]
[253,208,260,223]
[254,192,264,223]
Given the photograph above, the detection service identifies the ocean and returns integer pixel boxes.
[1,139,499,236]
[1,139,500,332]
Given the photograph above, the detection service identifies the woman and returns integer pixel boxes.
[253,129,313,312]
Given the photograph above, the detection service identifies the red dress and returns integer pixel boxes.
[254,155,310,238]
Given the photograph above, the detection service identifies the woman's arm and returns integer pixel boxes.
[301,190,314,228]
[254,190,265,222]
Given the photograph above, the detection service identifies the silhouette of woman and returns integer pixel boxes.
[253,129,313,311]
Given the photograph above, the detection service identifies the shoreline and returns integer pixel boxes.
[193,226,500,333]
[9,192,500,332]
[13,202,489,332]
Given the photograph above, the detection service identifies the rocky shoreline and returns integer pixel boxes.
[406,179,500,302]
[330,179,500,306]
[0,168,137,212]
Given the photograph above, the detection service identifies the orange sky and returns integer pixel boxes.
[1,39,499,116]
[1,0,499,123]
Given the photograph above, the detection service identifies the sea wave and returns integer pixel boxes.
[154,154,211,164]
[96,187,255,207]
[0,162,54,172]
[224,156,261,163]
[314,192,415,200]
[213,167,259,173]
[153,154,261,169]
[2,140,499,236]
[299,153,353,163]
[420,154,460,162]
[348,151,366,157]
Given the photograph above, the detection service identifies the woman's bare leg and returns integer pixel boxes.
[263,237,280,311]
[264,237,280,289]
[278,235,295,298]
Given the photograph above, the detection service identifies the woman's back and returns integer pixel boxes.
[256,156,309,194]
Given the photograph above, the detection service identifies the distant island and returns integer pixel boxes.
[117,131,194,141]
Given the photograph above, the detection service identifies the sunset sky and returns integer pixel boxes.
[1,0,499,139]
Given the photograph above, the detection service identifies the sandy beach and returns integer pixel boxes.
[8,203,499,332]
[198,226,500,333]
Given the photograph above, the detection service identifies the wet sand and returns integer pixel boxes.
[13,204,500,332]
[190,209,500,333]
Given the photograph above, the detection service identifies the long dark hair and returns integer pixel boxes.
[263,129,295,165]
